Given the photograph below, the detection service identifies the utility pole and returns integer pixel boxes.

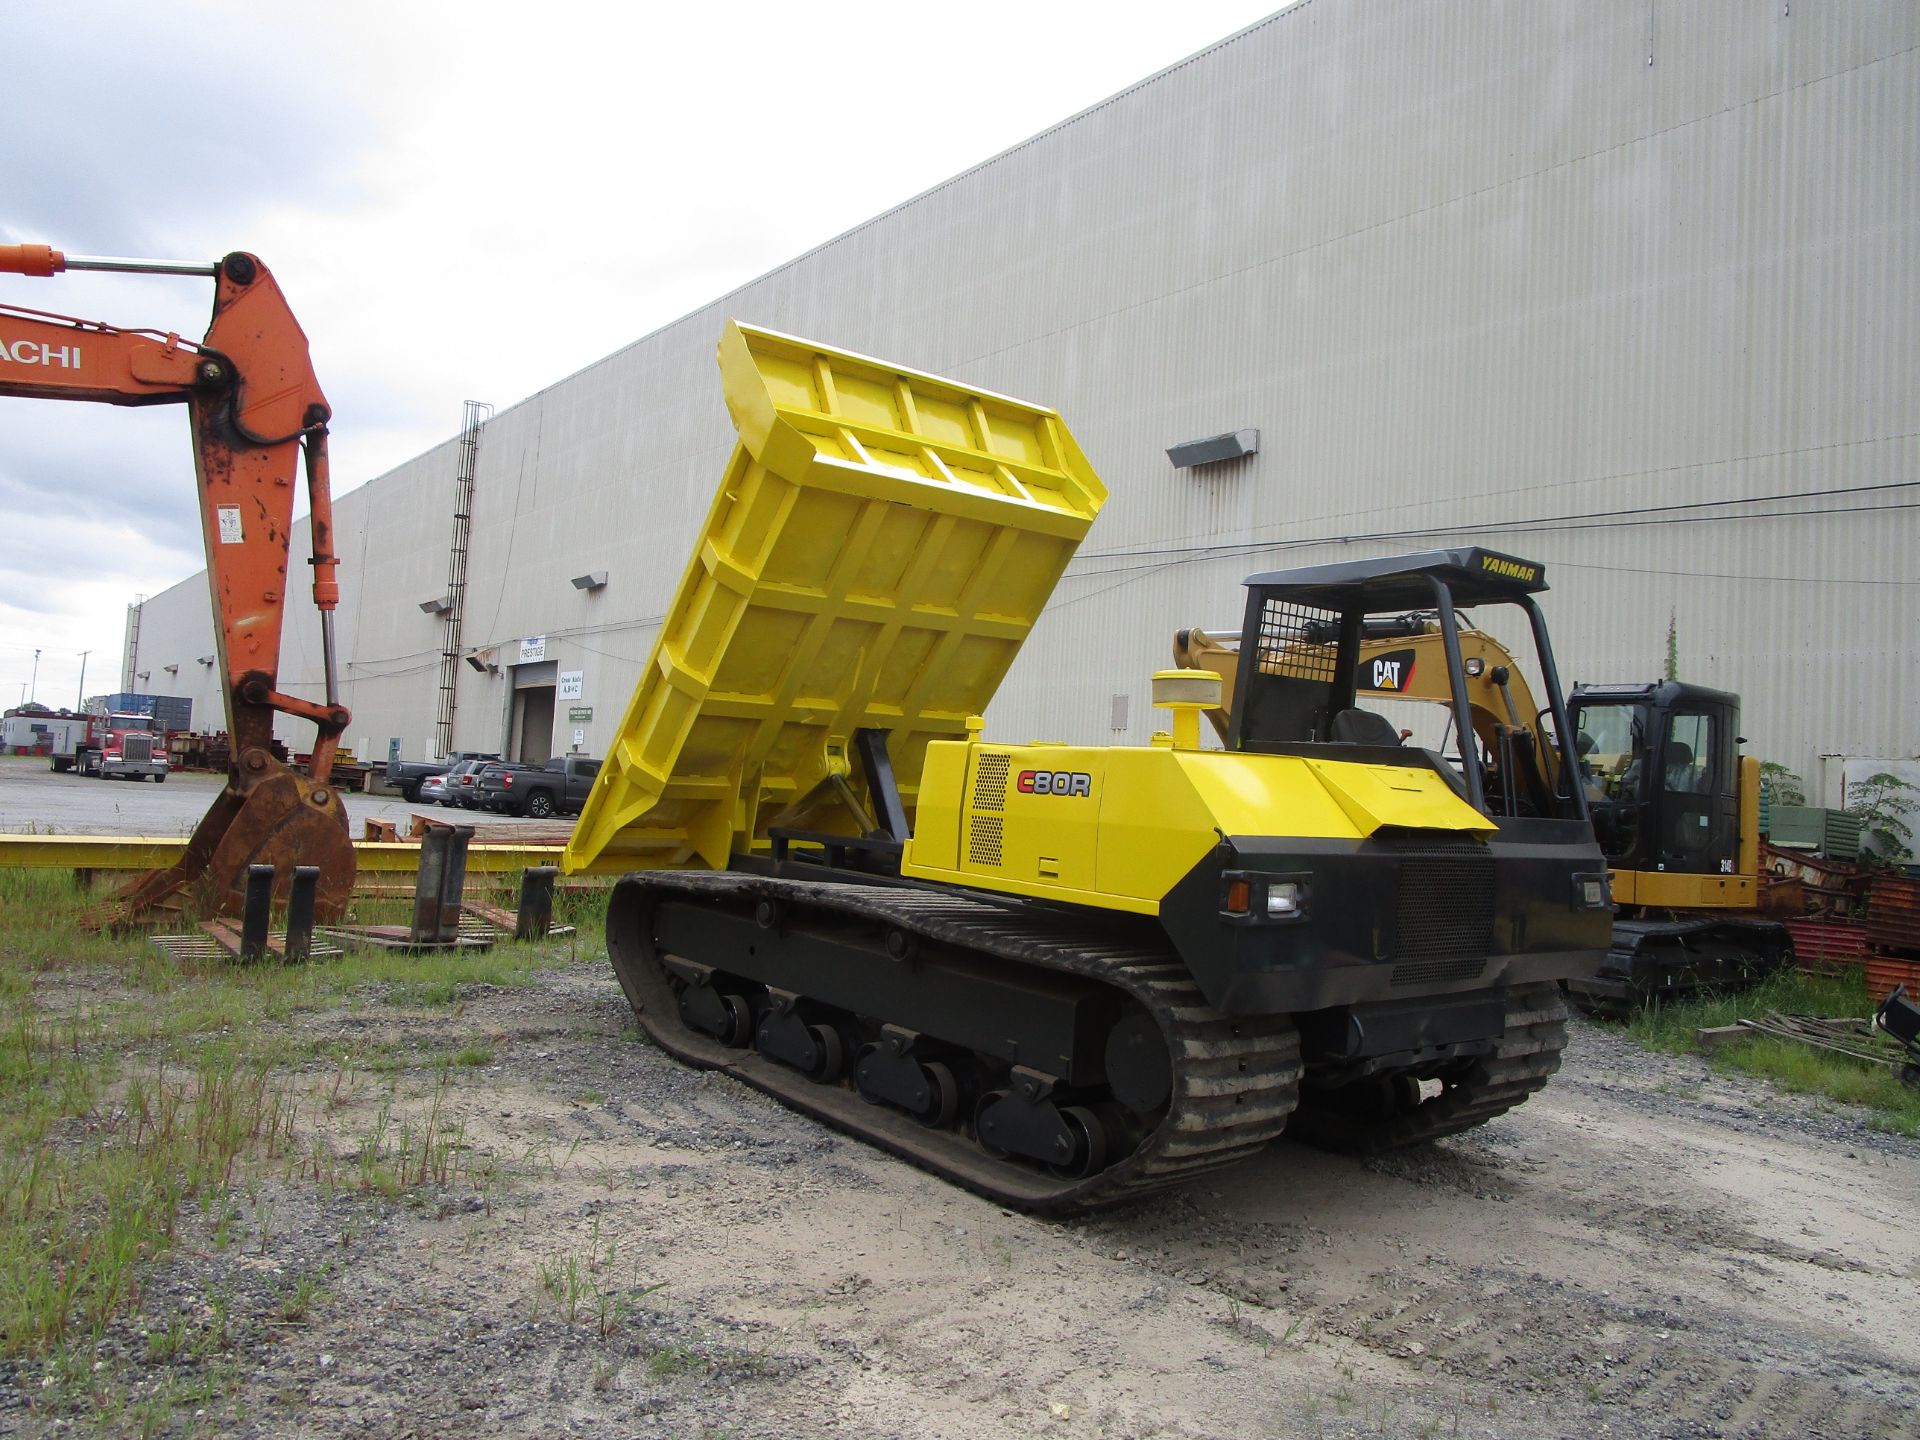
[29,648,39,704]
[76,650,89,712]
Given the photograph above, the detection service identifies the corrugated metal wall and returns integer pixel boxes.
[131,0,1918,786]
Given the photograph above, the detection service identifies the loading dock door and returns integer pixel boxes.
[511,660,557,764]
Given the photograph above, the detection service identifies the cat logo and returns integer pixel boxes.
[1017,769,1093,798]
[1361,648,1418,694]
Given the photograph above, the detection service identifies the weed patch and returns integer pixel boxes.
[1614,969,1920,1135]
[0,1053,296,1355]
[0,861,606,1415]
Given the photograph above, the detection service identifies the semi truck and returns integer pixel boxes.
[51,709,169,781]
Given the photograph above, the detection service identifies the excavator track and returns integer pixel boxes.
[1283,983,1569,1156]
[606,871,1302,1214]
[1567,917,1794,1017]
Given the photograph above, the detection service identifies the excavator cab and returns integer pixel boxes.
[1227,547,1590,825]
[1570,681,1742,877]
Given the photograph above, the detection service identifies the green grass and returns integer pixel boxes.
[646,1342,705,1379]
[0,861,611,1402]
[0,1045,298,1354]
[1615,968,1920,1136]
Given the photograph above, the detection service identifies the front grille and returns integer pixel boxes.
[1390,955,1489,988]
[122,735,153,762]
[1385,836,1495,963]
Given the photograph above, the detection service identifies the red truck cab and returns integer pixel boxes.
[82,712,169,781]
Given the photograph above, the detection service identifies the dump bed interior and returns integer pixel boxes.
[563,323,1106,874]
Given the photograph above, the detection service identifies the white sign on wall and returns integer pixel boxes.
[557,669,584,701]
[517,635,547,663]
[572,728,586,750]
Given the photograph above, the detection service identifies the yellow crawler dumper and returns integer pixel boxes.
[566,325,1611,1212]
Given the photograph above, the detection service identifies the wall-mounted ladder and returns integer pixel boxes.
[121,593,145,692]
[433,400,491,758]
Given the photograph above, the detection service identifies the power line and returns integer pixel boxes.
[1072,477,1920,565]
[1048,498,1920,612]
[1075,436,1920,561]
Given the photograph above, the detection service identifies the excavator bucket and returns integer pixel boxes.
[91,758,355,932]
[564,322,1106,874]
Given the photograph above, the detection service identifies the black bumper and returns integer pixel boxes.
[1158,818,1611,1014]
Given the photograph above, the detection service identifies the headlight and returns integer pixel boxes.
[1219,871,1311,923]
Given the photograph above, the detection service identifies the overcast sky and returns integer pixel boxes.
[0,0,1281,710]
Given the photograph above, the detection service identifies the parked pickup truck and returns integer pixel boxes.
[473,755,601,818]
[385,750,499,803]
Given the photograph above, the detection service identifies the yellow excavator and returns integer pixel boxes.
[1174,619,1792,1012]
[562,324,1612,1212]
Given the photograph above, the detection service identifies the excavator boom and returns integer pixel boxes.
[0,245,355,927]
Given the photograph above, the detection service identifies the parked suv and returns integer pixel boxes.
[386,750,498,803]
[475,755,601,818]
[427,758,489,809]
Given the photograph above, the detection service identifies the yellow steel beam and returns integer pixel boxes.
[0,833,636,876]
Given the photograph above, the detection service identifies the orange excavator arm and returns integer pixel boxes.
[0,244,356,926]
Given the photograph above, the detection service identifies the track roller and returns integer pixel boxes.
[755,989,846,1082]
[673,964,755,1048]
[854,1026,961,1126]
[973,1068,1116,1179]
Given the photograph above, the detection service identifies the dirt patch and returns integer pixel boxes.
[4,959,1916,1438]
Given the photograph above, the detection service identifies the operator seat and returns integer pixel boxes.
[1663,741,1699,793]
[1330,708,1403,746]
[1661,740,1716,857]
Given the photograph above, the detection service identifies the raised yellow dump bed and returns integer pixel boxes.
[563,323,1106,874]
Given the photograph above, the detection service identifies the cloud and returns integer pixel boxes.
[1,0,1284,675]
[0,514,200,705]
[0,402,202,551]
[0,4,373,255]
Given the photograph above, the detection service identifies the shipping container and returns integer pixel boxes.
[98,693,194,731]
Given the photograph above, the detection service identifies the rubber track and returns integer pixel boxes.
[1286,983,1568,1156]
[606,872,1302,1214]
[1571,917,1793,1018]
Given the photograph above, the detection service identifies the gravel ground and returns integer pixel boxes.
[3,956,1915,1440]
[2,754,1915,1437]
